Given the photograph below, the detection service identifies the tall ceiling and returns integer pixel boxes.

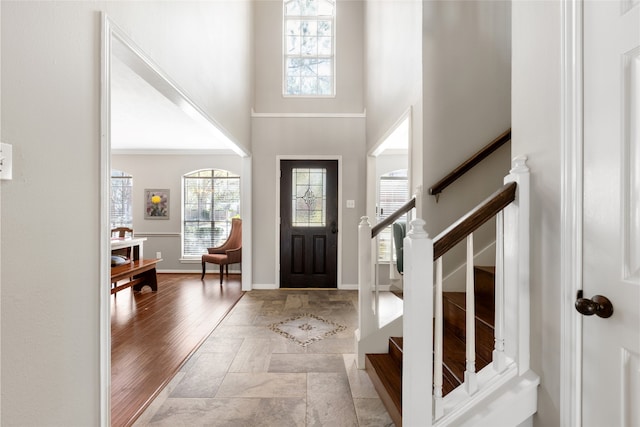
[110,37,238,154]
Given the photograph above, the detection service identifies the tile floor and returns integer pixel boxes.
[133,289,395,426]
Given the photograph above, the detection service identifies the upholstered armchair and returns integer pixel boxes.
[201,218,242,284]
[392,221,406,274]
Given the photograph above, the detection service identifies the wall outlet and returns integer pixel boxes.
[156,252,162,259]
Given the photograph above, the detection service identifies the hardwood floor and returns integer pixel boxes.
[111,273,244,427]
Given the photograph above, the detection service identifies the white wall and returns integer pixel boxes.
[421,0,511,276]
[512,2,562,426]
[365,0,423,206]
[0,1,251,424]
[251,118,365,287]
[254,0,364,114]
[251,0,365,287]
[106,1,253,154]
[112,153,243,271]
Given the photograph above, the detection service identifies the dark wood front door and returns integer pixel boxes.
[280,160,338,288]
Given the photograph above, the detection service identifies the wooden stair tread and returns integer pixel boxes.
[474,265,495,274]
[441,327,492,394]
[364,265,497,418]
[365,353,402,426]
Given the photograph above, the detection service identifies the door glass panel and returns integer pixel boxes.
[292,168,326,226]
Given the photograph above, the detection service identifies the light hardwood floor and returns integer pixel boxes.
[111,273,243,427]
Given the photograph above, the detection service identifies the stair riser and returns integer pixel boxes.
[474,266,496,299]
[365,354,402,427]
[389,337,403,368]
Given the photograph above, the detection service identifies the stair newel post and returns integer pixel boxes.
[357,216,375,368]
[493,210,507,373]
[434,257,444,419]
[464,233,478,395]
[403,218,433,426]
[503,156,531,374]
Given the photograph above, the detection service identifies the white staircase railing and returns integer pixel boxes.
[357,156,540,426]
[356,196,418,368]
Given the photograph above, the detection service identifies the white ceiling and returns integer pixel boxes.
[110,38,238,154]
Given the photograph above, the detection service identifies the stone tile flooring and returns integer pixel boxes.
[133,289,395,426]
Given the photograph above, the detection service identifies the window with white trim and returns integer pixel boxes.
[283,0,335,96]
[110,169,133,229]
[182,169,240,257]
[377,169,409,262]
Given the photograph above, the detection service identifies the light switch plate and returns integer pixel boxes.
[0,143,13,180]
[346,200,355,208]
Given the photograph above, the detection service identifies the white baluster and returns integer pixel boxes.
[434,257,444,419]
[403,219,433,426]
[493,210,507,373]
[357,216,374,368]
[465,233,478,394]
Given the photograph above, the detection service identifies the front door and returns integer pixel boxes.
[280,160,338,288]
[582,1,640,425]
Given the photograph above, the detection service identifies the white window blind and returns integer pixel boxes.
[378,170,408,262]
[110,169,133,229]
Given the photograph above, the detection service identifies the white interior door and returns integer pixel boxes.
[582,1,640,425]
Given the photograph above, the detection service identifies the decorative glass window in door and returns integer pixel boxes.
[292,168,326,226]
[283,0,335,96]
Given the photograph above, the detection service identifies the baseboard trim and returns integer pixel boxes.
[158,269,241,274]
[251,283,279,290]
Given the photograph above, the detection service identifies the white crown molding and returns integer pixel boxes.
[111,149,238,156]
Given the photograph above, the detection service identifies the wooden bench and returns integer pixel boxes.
[111,259,161,295]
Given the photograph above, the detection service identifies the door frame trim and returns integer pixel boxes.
[560,0,583,425]
[275,155,343,289]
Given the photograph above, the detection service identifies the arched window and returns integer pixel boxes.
[377,169,408,262]
[182,169,241,257]
[111,169,133,229]
[283,0,335,96]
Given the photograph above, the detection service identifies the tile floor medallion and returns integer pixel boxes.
[268,313,347,347]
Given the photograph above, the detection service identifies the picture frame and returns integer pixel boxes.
[144,189,169,219]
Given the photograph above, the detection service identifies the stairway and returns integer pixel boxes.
[365,266,495,426]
